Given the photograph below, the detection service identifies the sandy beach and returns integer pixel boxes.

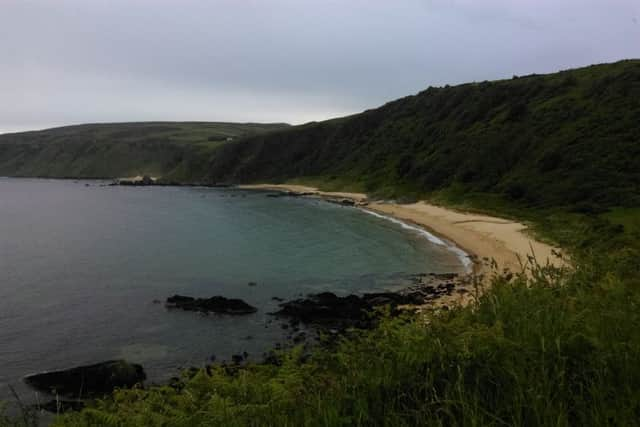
[240,184,368,202]
[240,184,565,280]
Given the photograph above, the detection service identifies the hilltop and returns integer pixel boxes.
[0,121,288,180]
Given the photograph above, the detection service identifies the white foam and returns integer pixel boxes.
[362,209,473,271]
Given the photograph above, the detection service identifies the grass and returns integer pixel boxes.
[602,208,640,235]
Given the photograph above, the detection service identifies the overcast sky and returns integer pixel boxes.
[1,0,639,133]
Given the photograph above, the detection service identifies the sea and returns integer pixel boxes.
[0,178,467,401]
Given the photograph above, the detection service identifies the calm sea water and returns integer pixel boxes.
[0,178,465,400]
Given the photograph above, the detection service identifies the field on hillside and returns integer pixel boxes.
[0,122,288,180]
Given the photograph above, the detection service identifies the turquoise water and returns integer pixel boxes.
[0,178,465,399]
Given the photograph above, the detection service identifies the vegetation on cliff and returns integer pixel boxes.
[0,122,288,180]
[206,60,640,212]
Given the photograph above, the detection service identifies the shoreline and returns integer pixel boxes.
[360,208,474,273]
[3,177,564,279]
[239,184,565,283]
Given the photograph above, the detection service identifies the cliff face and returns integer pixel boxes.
[206,60,640,209]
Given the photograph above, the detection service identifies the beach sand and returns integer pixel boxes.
[368,202,564,274]
[240,184,368,202]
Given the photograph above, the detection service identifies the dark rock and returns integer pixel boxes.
[166,294,257,315]
[272,296,284,302]
[271,291,423,328]
[247,282,257,287]
[431,273,458,280]
[24,360,145,398]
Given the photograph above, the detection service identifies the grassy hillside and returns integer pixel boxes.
[207,60,640,211]
[3,61,638,213]
[0,122,288,180]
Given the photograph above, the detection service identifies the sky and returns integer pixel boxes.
[1,0,639,133]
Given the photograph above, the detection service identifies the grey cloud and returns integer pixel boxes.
[1,0,638,133]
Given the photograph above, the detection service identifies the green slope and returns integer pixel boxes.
[0,122,289,179]
[207,60,640,210]
[3,60,638,213]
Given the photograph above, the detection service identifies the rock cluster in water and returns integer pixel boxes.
[22,273,470,414]
[271,273,470,330]
[23,360,146,398]
[271,291,420,330]
[166,294,258,315]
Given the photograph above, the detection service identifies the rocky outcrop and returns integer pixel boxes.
[166,294,257,314]
[23,360,146,398]
[271,291,424,329]
[271,273,470,330]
